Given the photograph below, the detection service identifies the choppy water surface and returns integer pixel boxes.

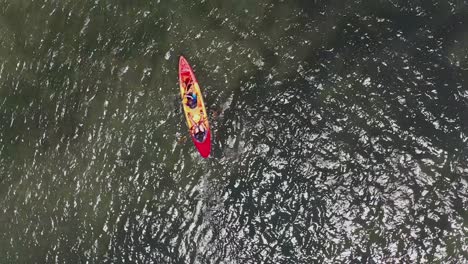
[0,0,467,263]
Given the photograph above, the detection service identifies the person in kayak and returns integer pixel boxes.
[184,82,198,109]
[189,112,207,142]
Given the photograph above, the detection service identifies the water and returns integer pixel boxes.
[0,0,467,263]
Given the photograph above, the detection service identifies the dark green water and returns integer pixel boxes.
[0,0,467,263]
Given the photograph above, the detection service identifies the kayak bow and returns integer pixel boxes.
[178,56,211,158]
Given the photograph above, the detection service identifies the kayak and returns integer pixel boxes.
[178,56,211,158]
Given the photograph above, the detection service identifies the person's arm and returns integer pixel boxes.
[187,113,197,126]
[188,117,196,134]
[199,121,206,132]
[186,83,193,93]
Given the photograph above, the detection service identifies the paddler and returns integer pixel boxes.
[184,80,197,109]
[188,112,207,142]
[185,83,198,109]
